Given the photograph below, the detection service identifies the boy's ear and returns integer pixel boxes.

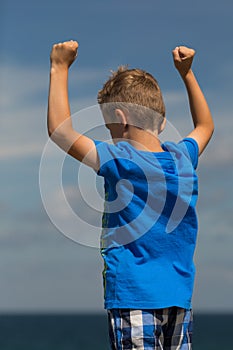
[114,109,128,127]
[159,117,166,134]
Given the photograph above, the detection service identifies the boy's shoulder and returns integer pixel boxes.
[94,137,199,177]
[162,137,199,169]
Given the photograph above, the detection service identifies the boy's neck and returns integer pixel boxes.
[124,126,164,153]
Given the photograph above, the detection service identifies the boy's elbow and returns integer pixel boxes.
[48,128,67,144]
[199,119,214,138]
[212,119,215,132]
[47,127,59,144]
[47,124,76,155]
[47,120,56,138]
[47,127,60,139]
[48,128,53,138]
[209,119,215,137]
[47,123,71,140]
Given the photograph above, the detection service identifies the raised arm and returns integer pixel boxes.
[47,40,99,170]
[172,46,214,155]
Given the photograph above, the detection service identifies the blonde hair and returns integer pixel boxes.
[97,66,165,132]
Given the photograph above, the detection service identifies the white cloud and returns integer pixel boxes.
[0,61,232,166]
[164,89,233,166]
[0,63,104,111]
[0,62,105,159]
[163,91,187,106]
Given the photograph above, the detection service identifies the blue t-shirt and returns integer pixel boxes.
[94,138,199,310]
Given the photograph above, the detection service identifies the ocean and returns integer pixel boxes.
[0,313,232,349]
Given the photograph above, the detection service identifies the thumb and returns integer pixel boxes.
[172,47,181,62]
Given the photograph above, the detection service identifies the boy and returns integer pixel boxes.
[47,40,214,349]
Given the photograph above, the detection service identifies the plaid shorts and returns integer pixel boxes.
[108,307,193,350]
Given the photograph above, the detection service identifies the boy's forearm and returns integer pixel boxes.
[181,70,213,130]
[172,45,214,153]
[46,40,99,168]
[47,65,73,137]
[47,40,78,138]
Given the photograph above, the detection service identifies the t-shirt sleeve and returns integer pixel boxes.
[178,137,199,169]
[93,140,116,177]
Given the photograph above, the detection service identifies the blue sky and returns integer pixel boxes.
[0,0,233,312]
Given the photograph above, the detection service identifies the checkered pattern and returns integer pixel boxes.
[108,307,193,350]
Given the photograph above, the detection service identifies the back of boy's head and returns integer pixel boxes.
[97,66,165,133]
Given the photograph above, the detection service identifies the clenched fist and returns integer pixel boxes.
[172,46,195,78]
[50,40,79,69]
